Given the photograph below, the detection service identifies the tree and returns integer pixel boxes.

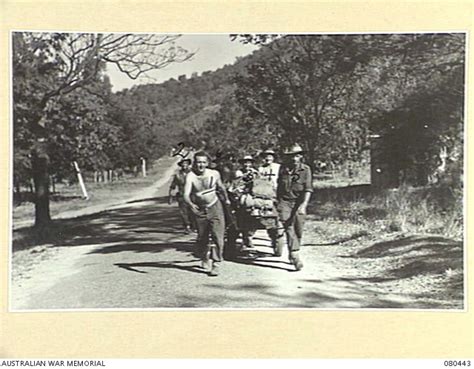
[46,81,122,179]
[234,34,378,168]
[12,32,194,227]
[184,96,276,159]
[233,33,465,172]
[364,33,465,186]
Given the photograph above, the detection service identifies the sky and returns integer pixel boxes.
[105,34,260,92]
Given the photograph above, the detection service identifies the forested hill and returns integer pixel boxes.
[112,49,259,152]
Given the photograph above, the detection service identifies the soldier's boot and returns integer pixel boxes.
[209,262,220,277]
[290,252,304,271]
[201,252,213,271]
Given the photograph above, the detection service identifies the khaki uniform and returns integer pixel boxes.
[277,163,313,252]
[169,170,194,229]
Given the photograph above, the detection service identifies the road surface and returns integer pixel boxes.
[11,160,461,310]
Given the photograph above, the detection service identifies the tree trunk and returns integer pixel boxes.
[50,175,56,193]
[32,144,51,228]
[305,140,316,173]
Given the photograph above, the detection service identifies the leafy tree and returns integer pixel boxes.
[184,96,276,159]
[372,66,464,187]
[13,32,193,227]
[232,33,464,175]
[233,34,380,168]
[46,81,122,180]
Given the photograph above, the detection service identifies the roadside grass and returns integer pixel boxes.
[12,156,178,230]
[307,179,464,308]
[309,183,463,241]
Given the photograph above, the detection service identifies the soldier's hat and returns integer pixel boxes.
[261,149,276,156]
[239,155,254,163]
[178,158,192,166]
[283,144,305,155]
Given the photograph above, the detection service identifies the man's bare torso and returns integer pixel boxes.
[186,169,220,208]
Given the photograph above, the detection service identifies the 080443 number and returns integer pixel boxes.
[444,361,471,367]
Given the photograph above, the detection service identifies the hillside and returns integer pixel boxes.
[111,48,261,148]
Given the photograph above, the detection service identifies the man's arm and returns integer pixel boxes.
[298,166,313,215]
[215,171,231,205]
[298,192,312,215]
[276,166,285,201]
[183,173,200,214]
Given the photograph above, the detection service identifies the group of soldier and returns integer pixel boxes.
[168,144,313,277]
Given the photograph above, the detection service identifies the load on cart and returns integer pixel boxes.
[223,162,283,260]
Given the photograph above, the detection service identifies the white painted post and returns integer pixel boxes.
[73,161,89,199]
[141,157,147,177]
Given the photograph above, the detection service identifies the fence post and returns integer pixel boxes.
[73,161,89,199]
[141,157,147,177]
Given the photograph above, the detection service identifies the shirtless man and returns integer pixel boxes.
[183,151,230,276]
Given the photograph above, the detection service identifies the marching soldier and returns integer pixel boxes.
[258,149,280,190]
[277,144,313,271]
[233,155,259,249]
[168,158,195,234]
[258,149,284,256]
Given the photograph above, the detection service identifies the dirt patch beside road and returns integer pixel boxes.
[302,217,464,309]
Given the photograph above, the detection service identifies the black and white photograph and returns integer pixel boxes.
[10,32,465,310]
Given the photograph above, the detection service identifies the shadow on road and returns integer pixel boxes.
[115,260,208,275]
[13,196,186,253]
[89,241,195,255]
[13,195,291,273]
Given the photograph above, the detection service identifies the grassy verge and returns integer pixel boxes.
[306,182,464,308]
[309,181,463,241]
[12,156,178,230]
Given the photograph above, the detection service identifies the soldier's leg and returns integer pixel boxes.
[289,211,304,271]
[189,207,197,231]
[177,197,191,230]
[294,212,307,245]
[278,200,303,270]
[194,211,210,261]
[224,223,239,260]
[277,200,293,251]
[208,201,226,265]
[268,225,284,257]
